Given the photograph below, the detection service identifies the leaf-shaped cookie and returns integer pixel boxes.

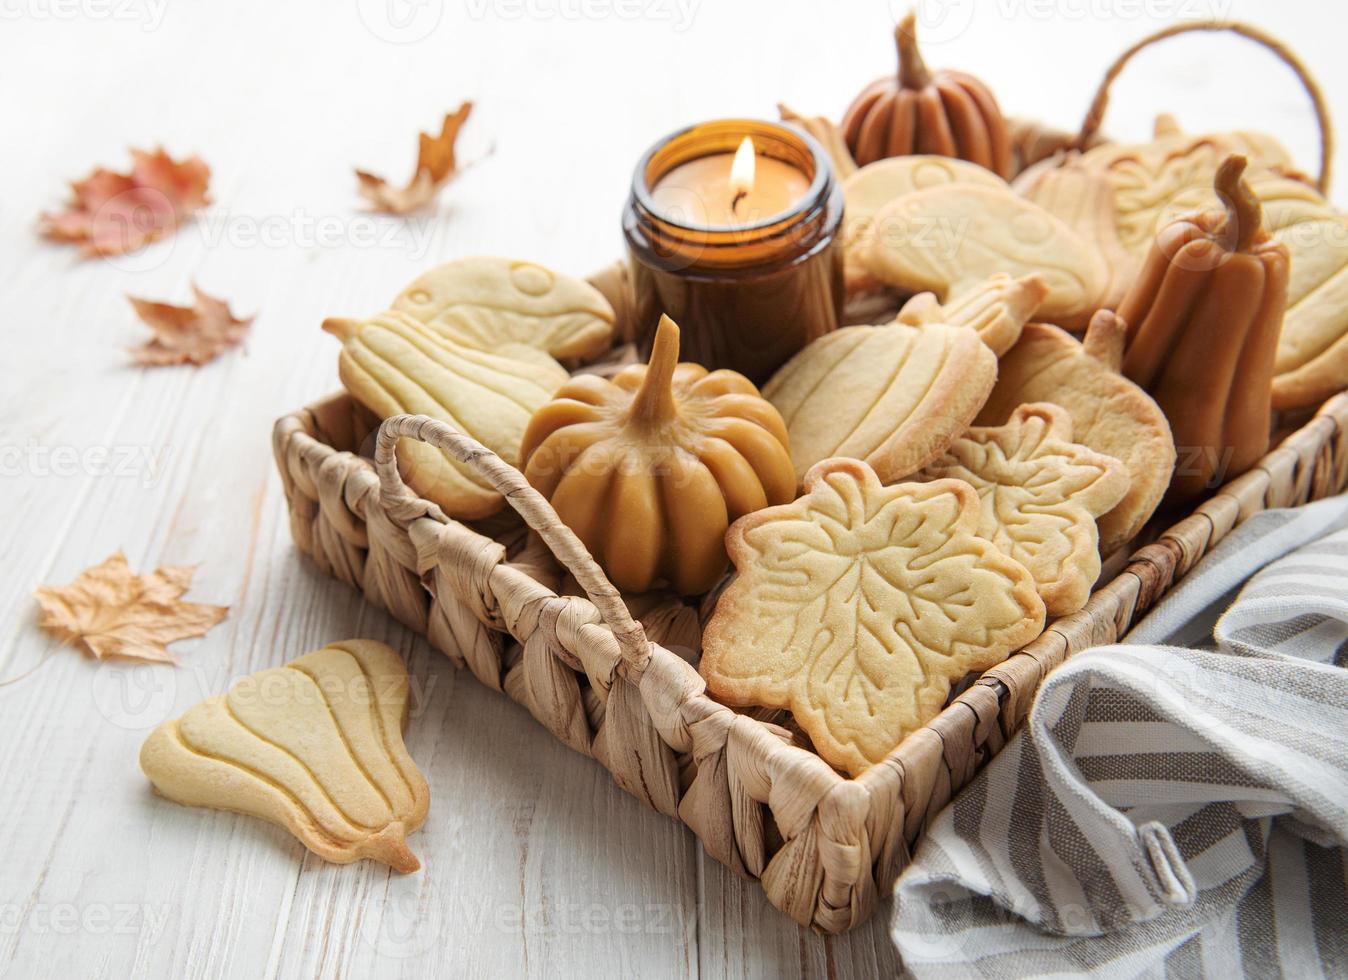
[701,458,1044,776]
[976,313,1175,556]
[866,183,1108,328]
[393,256,615,362]
[1073,119,1299,261]
[896,271,1048,356]
[762,321,996,485]
[140,640,430,872]
[918,403,1129,616]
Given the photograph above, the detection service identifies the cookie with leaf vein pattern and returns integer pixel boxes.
[701,458,1045,777]
[918,402,1129,617]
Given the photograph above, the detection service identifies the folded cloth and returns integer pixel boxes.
[891,498,1348,978]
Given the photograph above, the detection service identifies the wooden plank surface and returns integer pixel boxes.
[0,2,1342,976]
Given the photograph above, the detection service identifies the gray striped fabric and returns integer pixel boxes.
[891,503,1348,978]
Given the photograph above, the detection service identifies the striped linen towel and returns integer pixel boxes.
[891,496,1348,978]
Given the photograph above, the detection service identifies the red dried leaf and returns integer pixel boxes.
[35,552,228,664]
[128,284,253,367]
[356,102,473,214]
[40,147,210,257]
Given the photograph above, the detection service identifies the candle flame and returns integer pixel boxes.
[730,136,755,196]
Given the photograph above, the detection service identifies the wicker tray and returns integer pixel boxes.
[272,19,1346,934]
[272,382,1348,933]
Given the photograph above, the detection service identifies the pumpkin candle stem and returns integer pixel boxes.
[896,11,931,90]
[630,315,681,423]
[1215,154,1263,252]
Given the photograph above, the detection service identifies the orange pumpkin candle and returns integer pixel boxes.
[1118,154,1289,504]
[520,315,795,596]
[840,11,1011,175]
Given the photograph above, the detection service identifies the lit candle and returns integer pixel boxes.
[649,136,812,228]
[625,119,845,383]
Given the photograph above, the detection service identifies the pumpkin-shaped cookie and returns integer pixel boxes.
[141,640,430,872]
[393,256,615,362]
[763,320,996,484]
[324,310,569,519]
[520,315,795,596]
[841,12,1011,176]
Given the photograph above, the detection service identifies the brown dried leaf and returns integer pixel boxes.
[35,552,228,664]
[128,284,254,367]
[40,147,210,257]
[355,102,473,214]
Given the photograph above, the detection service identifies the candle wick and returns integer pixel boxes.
[731,189,747,213]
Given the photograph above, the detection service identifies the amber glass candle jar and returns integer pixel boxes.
[623,119,844,384]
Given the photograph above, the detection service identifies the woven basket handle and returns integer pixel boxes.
[1072,19,1333,194]
[374,414,651,671]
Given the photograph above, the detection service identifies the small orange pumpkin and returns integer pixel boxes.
[841,12,1011,176]
[520,315,795,596]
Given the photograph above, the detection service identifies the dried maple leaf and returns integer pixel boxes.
[128,284,254,366]
[35,552,228,664]
[40,147,210,257]
[356,102,473,214]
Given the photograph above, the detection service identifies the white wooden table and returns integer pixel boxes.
[1,2,1342,976]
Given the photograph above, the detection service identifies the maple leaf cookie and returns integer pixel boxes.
[700,458,1044,777]
[919,403,1129,617]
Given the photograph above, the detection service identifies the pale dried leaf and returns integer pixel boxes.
[128,284,254,367]
[35,552,228,664]
[356,102,474,215]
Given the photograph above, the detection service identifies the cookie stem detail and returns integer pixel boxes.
[321,317,361,342]
[630,315,681,423]
[896,12,932,90]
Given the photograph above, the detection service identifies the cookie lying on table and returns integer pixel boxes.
[140,639,430,872]
[700,458,1045,777]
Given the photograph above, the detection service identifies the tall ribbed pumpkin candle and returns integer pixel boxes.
[1118,154,1289,504]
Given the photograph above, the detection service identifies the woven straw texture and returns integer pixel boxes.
[272,383,1348,934]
